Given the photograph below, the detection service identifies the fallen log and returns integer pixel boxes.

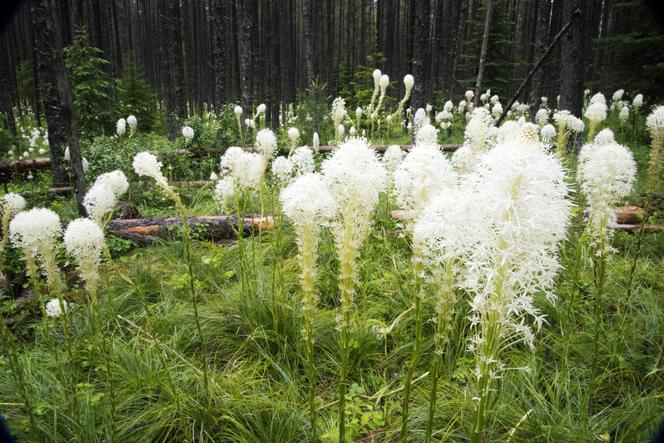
[107,215,275,245]
[0,157,52,173]
[178,143,462,157]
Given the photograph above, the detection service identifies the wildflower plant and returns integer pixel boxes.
[466,139,571,443]
[132,151,212,404]
[321,138,386,442]
[280,173,336,441]
[646,106,664,194]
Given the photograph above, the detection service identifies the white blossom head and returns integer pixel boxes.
[332,97,347,125]
[245,118,256,129]
[338,124,345,139]
[255,128,278,159]
[133,151,168,189]
[379,74,389,92]
[540,124,557,144]
[312,132,320,150]
[84,183,117,223]
[372,69,382,87]
[646,106,664,136]
[612,89,625,102]
[415,123,439,148]
[94,170,129,198]
[214,176,234,209]
[46,298,68,317]
[535,108,550,127]
[465,90,474,101]
[590,92,606,105]
[632,94,643,108]
[256,103,266,114]
[182,125,194,142]
[491,102,503,118]
[322,138,387,229]
[280,173,336,225]
[355,107,363,121]
[116,118,127,136]
[9,208,61,258]
[594,128,615,145]
[64,218,105,289]
[291,147,315,176]
[383,145,405,176]
[271,156,294,185]
[1,193,26,219]
[234,105,243,117]
[619,106,629,121]
[464,107,494,151]
[127,115,137,129]
[584,101,608,123]
[394,145,457,214]
[578,141,636,210]
[288,127,300,145]
[403,74,415,92]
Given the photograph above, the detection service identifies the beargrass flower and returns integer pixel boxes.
[116,118,127,136]
[127,115,137,130]
[45,298,68,317]
[64,218,105,294]
[291,147,315,176]
[182,125,194,142]
[255,128,278,159]
[83,183,118,224]
[94,170,129,198]
[645,106,664,193]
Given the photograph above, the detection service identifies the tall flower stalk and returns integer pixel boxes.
[322,139,386,442]
[10,208,81,425]
[577,139,636,424]
[133,151,211,405]
[64,218,117,440]
[413,189,482,442]
[280,173,336,441]
[646,106,664,194]
[466,138,571,442]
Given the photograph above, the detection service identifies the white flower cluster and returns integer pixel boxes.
[553,110,585,133]
[332,97,347,127]
[383,145,405,179]
[45,298,68,317]
[64,218,105,290]
[182,126,195,142]
[322,139,387,252]
[280,173,336,225]
[133,151,169,190]
[578,140,636,243]
[291,147,315,176]
[540,124,557,145]
[1,193,26,218]
[632,94,643,109]
[394,145,456,215]
[535,108,549,127]
[94,170,129,198]
[646,106,664,135]
[9,208,62,261]
[83,184,117,223]
[116,118,127,136]
[214,147,265,207]
[584,101,608,123]
[255,128,278,159]
[271,156,295,185]
[415,123,439,148]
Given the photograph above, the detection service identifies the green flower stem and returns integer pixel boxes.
[400,252,425,442]
[471,267,506,443]
[425,264,455,443]
[556,126,568,159]
[299,224,319,442]
[171,193,211,407]
[337,228,358,443]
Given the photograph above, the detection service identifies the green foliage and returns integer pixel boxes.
[181,105,238,151]
[116,59,157,132]
[293,79,333,146]
[16,61,36,108]
[64,25,117,136]
[593,1,664,102]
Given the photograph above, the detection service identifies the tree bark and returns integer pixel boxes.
[411,0,430,108]
[302,0,315,89]
[31,0,86,215]
[474,0,493,106]
[559,0,585,115]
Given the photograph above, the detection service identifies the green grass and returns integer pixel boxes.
[1,120,663,442]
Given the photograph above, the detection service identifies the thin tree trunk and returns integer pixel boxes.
[474,0,493,106]
[559,0,585,115]
[31,0,86,215]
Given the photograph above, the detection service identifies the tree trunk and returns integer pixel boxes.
[302,0,315,89]
[31,0,86,215]
[559,0,585,115]
[411,0,430,108]
[474,0,493,106]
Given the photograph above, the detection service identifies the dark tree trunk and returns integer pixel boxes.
[559,0,585,115]
[411,0,430,108]
[212,0,229,109]
[31,0,86,215]
[529,0,550,111]
[236,0,258,108]
[474,0,493,106]
[0,40,17,135]
[302,0,314,89]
